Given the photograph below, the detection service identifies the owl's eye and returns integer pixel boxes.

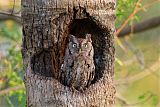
[72,43,77,48]
[83,44,88,48]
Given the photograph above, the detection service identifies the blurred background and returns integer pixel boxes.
[0,0,159,107]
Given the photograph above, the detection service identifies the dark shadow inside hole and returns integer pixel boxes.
[31,51,54,77]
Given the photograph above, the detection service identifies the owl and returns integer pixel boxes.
[60,34,95,91]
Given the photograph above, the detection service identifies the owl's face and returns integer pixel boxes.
[68,34,93,56]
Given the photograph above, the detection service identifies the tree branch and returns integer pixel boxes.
[1,12,159,38]
[118,16,160,37]
[0,85,25,95]
[115,0,142,36]
[0,11,21,24]
[116,0,160,37]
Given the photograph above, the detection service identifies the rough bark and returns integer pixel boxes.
[22,0,116,107]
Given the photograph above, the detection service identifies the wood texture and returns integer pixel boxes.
[22,0,116,106]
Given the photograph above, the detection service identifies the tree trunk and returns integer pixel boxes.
[22,0,116,107]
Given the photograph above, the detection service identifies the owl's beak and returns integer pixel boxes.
[79,48,82,53]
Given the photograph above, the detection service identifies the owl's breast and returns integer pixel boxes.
[74,53,88,60]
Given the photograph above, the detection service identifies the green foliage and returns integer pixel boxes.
[138,92,158,106]
[151,95,158,106]
[116,0,141,28]
[0,20,25,107]
[8,91,26,107]
[0,21,21,41]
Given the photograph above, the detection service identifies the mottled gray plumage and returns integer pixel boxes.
[60,34,95,91]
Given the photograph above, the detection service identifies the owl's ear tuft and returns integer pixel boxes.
[69,34,76,42]
[86,34,92,42]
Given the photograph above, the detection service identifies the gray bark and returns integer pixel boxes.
[22,0,116,107]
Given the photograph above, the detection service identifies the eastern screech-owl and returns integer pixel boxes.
[60,34,95,91]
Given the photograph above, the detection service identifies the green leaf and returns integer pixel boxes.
[151,95,158,106]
